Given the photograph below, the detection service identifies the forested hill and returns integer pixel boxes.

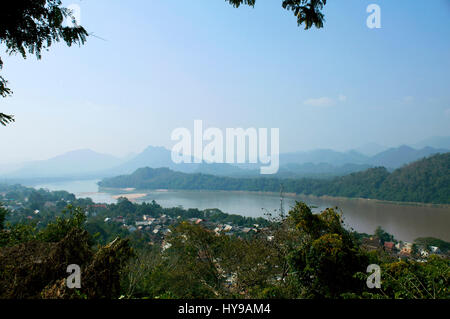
[99,153,450,204]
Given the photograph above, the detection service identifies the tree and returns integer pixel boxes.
[365,256,450,299]
[226,0,327,29]
[0,0,88,125]
[220,232,281,298]
[286,202,368,298]
[162,222,226,298]
[37,204,87,243]
[0,204,134,299]
[0,204,8,231]
[374,226,395,245]
[1,1,328,126]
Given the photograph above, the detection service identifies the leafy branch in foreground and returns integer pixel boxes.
[0,0,89,125]
[0,113,14,126]
[226,0,327,29]
[0,59,13,126]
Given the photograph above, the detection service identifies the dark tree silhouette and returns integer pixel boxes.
[0,0,88,125]
[1,0,327,126]
[226,0,327,29]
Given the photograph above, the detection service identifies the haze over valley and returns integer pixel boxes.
[1,0,449,302]
[2,136,449,182]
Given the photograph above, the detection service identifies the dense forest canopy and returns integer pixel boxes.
[99,153,450,204]
[1,198,448,299]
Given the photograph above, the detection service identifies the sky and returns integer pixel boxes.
[1,0,450,164]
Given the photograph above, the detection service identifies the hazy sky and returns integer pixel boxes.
[1,0,450,164]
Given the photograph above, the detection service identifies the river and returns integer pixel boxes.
[34,179,450,242]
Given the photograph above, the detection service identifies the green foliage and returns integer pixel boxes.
[0,0,327,125]
[0,58,13,106]
[225,0,256,8]
[282,0,327,29]
[377,256,449,299]
[286,202,368,298]
[414,237,450,254]
[1,198,449,299]
[122,223,223,299]
[226,0,327,30]
[122,221,283,299]
[37,205,86,243]
[374,226,395,245]
[0,204,87,247]
[0,203,7,230]
[100,153,450,204]
[0,203,133,299]
[0,0,88,60]
[163,222,227,298]
[0,113,14,126]
[121,201,450,300]
[0,222,37,247]
[0,183,89,226]
[379,153,450,203]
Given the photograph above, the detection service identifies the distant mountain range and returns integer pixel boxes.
[112,144,448,175]
[109,146,200,175]
[286,145,448,168]
[279,149,368,166]
[1,149,122,179]
[368,145,448,168]
[1,137,449,181]
[353,142,387,157]
[414,136,450,150]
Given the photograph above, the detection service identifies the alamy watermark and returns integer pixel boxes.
[66,264,81,289]
[171,120,279,174]
[366,264,381,289]
[367,4,381,29]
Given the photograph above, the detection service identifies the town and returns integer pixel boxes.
[1,183,448,262]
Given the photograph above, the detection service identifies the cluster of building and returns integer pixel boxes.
[361,236,445,261]
[212,222,264,236]
[0,189,75,219]
[103,213,267,245]
[3,190,447,262]
[0,193,25,213]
